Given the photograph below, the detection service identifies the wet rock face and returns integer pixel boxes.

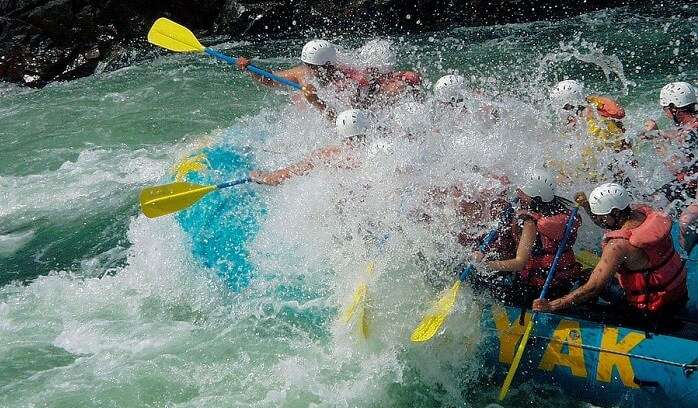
[0,0,631,87]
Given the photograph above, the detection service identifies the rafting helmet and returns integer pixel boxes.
[434,74,467,104]
[520,169,556,203]
[550,80,586,108]
[588,183,631,215]
[660,82,697,108]
[301,40,337,66]
[336,109,370,138]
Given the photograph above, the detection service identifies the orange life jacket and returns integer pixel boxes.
[519,211,582,288]
[603,205,688,312]
[586,95,625,120]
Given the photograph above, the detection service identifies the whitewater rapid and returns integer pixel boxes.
[1,5,696,407]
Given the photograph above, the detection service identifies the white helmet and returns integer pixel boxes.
[520,169,556,203]
[588,183,631,215]
[336,109,370,138]
[301,40,337,66]
[659,82,697,108]
[434,74,467,103]
[358,39,396,73]
[550,80,586,108]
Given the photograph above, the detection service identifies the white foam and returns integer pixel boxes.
[0,229,35,257]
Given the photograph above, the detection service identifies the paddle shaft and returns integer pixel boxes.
[204,49,302,90]
[538,206,579,300]
[498,206,579,401]
[458,229,499,281]
[216,177,252,190]
[458,205,514,282]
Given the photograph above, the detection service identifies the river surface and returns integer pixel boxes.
[1,4,697,407]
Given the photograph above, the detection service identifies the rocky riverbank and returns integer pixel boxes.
[0,0,634,87]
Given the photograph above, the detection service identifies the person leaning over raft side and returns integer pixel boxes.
[643,82,698,253]
[236,40,369,120]
[250,109,370,186]
[533,183,689,320]
[473,169,583,304]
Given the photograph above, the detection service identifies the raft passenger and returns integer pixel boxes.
[433,74,499,122]
[533,183,688,319]
[474,169,583,303]
[549,80,630,183]
[644,82,698,252]
[250,109,369,185]
[236,40,367,119]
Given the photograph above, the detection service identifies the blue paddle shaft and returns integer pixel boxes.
[458,221,503,282]
[204,49,302,90]
[539,206,579,300]
[216,178,252,190]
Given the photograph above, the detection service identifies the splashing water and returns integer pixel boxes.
[1,4,697,407]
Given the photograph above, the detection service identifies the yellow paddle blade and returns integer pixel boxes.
[366,261,375,276]
[139,182,216,218]
[498,318,535,400]
[576,250,600,271]
[340,262,375,324]
[147,18,205,53]
[410,280,462,342]
[174,153,208,181]
[340,282,367,323]
[360,307,369,339]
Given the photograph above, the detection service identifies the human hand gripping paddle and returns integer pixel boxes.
[147,18,301,90]
[410,209,510,343]
[497,205,580,401]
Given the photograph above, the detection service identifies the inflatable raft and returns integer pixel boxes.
[478,227,698,407]
[176,145,698,407]
[175,146,264,290]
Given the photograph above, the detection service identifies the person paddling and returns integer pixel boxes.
[474,169,582,304]
[644,82,698,252]
[236,40,368,115]
[250,109,370,186]
[533,183,688,320]
[237,40,362,89]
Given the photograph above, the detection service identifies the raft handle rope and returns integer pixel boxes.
[531,333,698,376]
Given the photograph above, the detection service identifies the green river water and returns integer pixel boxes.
[0,4,697,407]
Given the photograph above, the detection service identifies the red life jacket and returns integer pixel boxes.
[332,66,371,91]
[384,71,422,87]
[603,205,687,312]
[519,211,582,288]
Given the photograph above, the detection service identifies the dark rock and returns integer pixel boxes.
[0,0,673,88]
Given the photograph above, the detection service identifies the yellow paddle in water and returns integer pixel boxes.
[411,226,501,343]
[340,261,375,338]
[147,17,301,90]
[498,205,579,400]
[139,178,251,218]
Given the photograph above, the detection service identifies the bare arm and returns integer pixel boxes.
[236,57,305,89]
[535,239,624,311]
[301,85,336,121]
[251,145,344,185]
[485,219,536,272]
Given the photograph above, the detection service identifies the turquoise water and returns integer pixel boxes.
[1,4,697,407]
